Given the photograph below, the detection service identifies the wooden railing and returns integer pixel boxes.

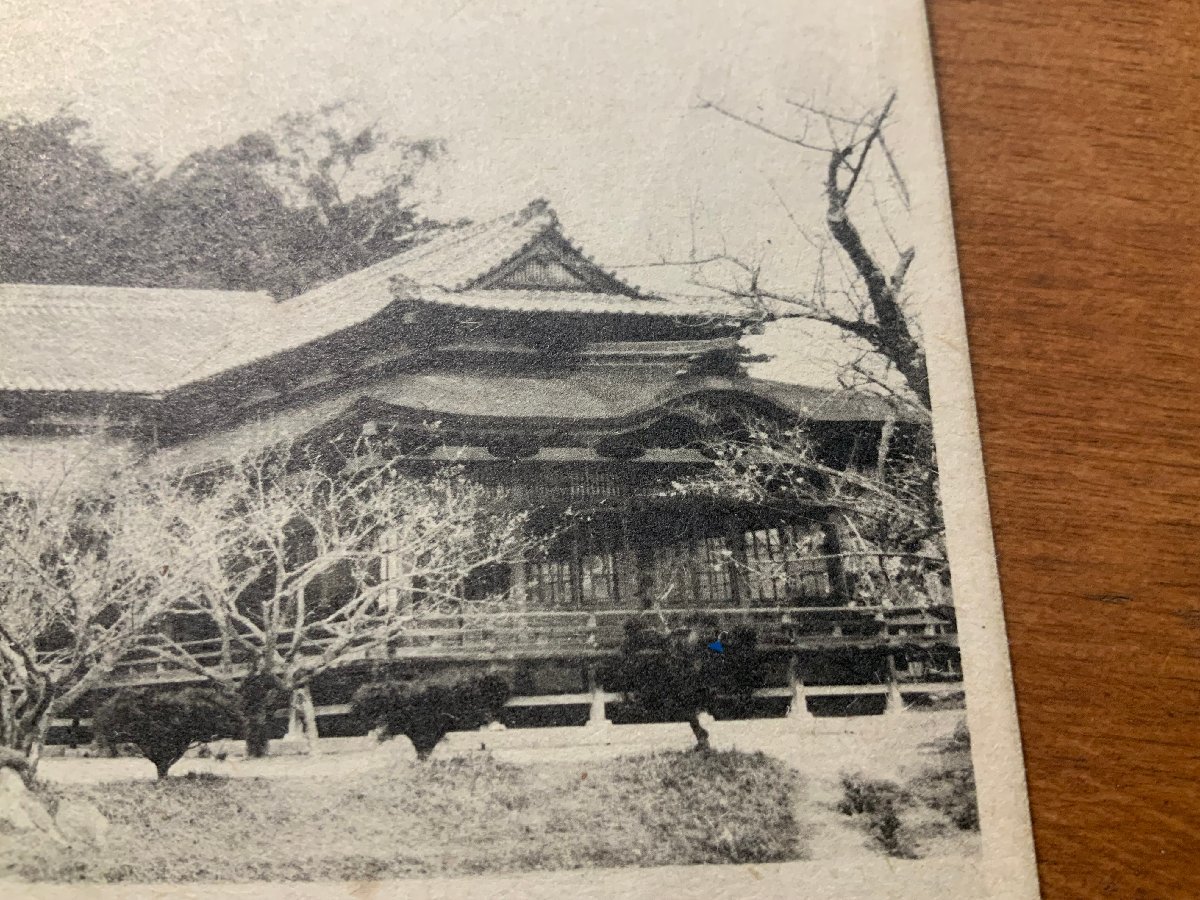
[99,604,957,686]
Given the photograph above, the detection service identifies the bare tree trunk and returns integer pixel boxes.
[0,687,54,776]
[239,669,284,758]
[298,687,321,756]
[245,701,272,759]
[876,418,896,478]
[688,714,711,752]
[824,154,929,411]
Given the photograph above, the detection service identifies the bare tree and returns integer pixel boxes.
[691,91,928,416]
[675,419,947,608]
[0,456,203,767]
[658,93,949,596]
[149,439,540,756]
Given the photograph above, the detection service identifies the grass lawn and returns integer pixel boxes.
[10,750,802,883]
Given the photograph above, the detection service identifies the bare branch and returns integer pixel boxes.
[696,98,838,154]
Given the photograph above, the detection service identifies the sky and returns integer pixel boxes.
[1,0,931,387]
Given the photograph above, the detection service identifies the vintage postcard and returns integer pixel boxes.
[0,0,1038,897]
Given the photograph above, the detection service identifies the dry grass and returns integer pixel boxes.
[835,721,979,859]
[9,750,801,883]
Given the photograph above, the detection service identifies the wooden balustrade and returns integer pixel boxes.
[73,604,956,687]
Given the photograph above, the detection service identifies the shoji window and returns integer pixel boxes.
[741,521,833,604]
[526,556,575,608]
[524,520,624,609]
[644,526,737,608]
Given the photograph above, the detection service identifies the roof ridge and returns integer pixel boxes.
[278,200,558,305]
[391,202,553,269]
[450,201,658,297]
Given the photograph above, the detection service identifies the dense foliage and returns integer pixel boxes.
[351,674,511,759]
[0,107,453,297]
[94,687,243,779]
[603,618,765,750]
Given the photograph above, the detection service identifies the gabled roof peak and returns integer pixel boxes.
[512,197,557,226]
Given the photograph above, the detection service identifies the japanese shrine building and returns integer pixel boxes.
[0,200,960,731]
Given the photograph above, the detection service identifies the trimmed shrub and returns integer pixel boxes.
[909,716,978,830]
[837,772,908,817]
[603,617,765,750]
[944,717,971,752]
[351,673,510,760]
[839,750,980,859]
[94,687,243,778]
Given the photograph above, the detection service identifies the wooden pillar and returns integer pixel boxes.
[787,654,813,720]
[569,528,584,609]
[586,664,611,727]
[510,560,528,644]
[510,560,527,611]
[822,511,853,604]
[885,653,907,716]
[727,520,747,607]
[615,508,638,607]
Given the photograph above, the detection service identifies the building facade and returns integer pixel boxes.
[0,201,960,736]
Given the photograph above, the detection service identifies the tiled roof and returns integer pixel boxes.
[0,284,274,393]
[158,374,912,471]
[384,203,563,290]
[353,373,903,424]
[179,205,569,383]
[0,202,756,394]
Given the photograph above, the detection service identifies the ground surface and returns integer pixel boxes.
[10,712,978,884]
[12,749,799,883]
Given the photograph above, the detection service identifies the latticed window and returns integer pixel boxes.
[516,514,839,612]
[650,541,696,607]
[697,535,736,605]
[579,547,620,607]
[526,556,575,608]
[525,522,623,608]
[647,534,737,607]
[740,521,833,605]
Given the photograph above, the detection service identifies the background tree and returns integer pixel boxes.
[0,454,205,767]
[0,103,453,297]
[93,686,243,779]
[0,114,147,286]
[149,438,541,757]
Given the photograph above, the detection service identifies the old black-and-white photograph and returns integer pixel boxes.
[0,1,1036,896]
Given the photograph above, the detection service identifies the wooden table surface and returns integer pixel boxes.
[928,2,1199,897]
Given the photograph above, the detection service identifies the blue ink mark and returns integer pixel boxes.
[707,640,724,653]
